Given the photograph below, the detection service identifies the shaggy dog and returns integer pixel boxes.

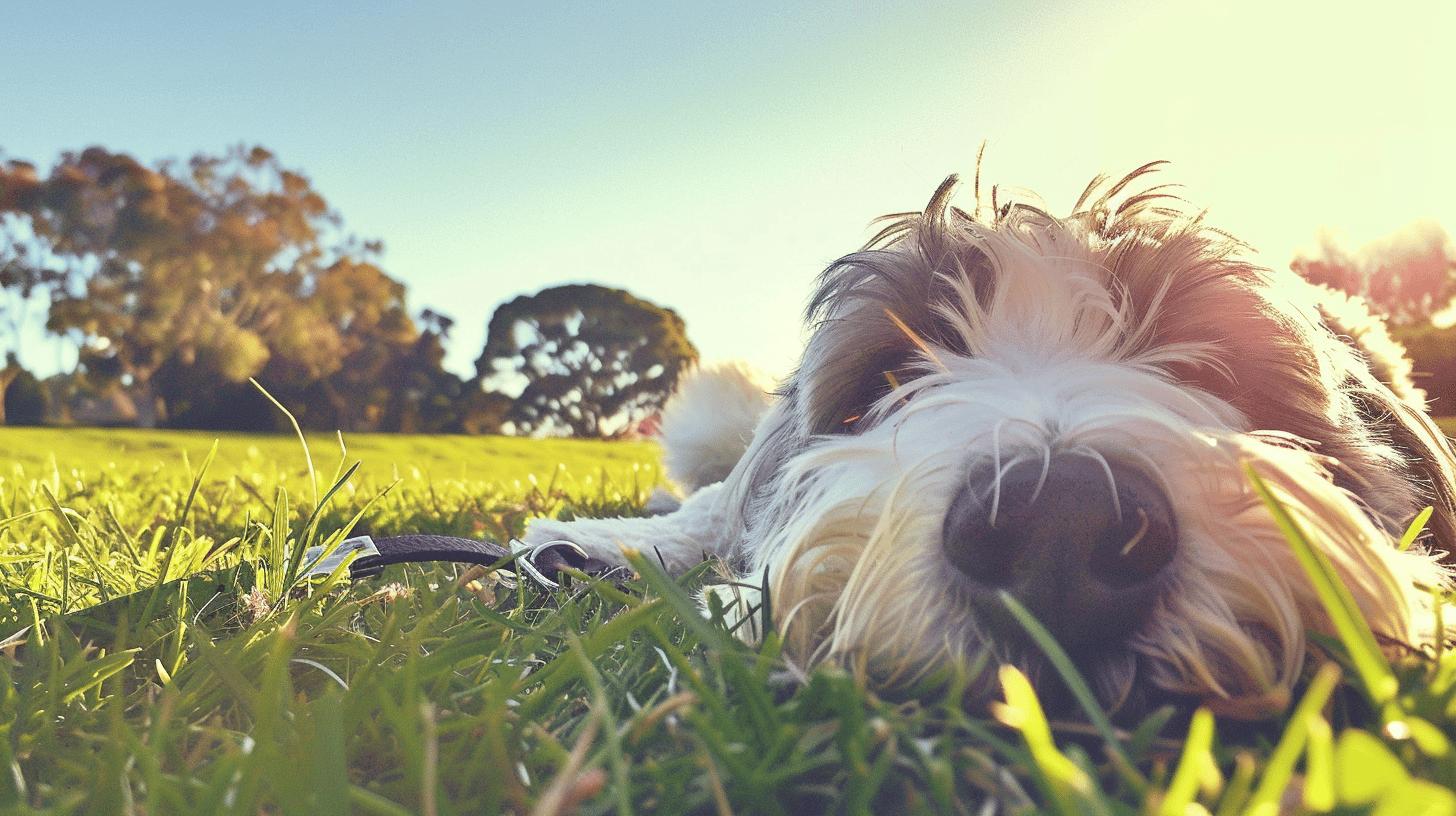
[523,164,1455,719]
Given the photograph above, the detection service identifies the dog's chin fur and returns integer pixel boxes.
[526,165,1456,719]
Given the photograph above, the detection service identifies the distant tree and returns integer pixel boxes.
[0,211,64,359]
[2,355,47,425]
[1391,322,1456,415]
[0,145,457,431]
[1293,221,1456,325]
[455,389,514,435]
[296,258,420,429]
[476,284,697,437]
[0,146,346,426]
[375,309,473,433]
[160,257,424,431]
[0,354,20,425]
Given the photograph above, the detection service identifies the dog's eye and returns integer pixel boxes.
[838,368,913,432]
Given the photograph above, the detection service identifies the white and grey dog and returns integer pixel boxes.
[525,164,1455,718]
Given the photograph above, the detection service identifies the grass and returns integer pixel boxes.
[1,425,1455,814]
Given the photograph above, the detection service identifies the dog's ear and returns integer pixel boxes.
[1355,379,1456,558]
[1355,382,1456,560]
[1317,287,1456,559]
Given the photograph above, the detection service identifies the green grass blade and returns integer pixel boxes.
[1158,707,1214,816]
[251,377,317,507]
[994,664,1112,816]
[1244,462,1398,708]
[998,590,1148,793]
[1398,506,1434,552]
[1245,661,1341,816]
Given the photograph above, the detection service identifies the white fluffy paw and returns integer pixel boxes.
[520,517,633,568]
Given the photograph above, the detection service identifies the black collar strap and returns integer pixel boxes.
[303,534,616,589]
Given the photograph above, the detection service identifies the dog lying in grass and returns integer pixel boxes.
[525,164,1454,720]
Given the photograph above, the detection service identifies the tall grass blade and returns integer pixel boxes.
[1244,462,1398,708]
[994,665,1112,816]
[1244,662,1341,816]
[999,590,1147,793]
[250,377,317,507]
[1158,707,1214,816]
[1398,506,1433,552]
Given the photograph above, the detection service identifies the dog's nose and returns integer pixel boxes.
[942,455,1177,651]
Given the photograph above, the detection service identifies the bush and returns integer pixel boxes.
[1391,323,1456,416]
[3,364,48,425]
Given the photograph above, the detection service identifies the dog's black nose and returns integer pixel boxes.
[942,455,1176,651]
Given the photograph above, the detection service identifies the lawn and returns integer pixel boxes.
[1,426,1454,814]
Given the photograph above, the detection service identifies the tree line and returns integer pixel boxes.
[0,146,697,436]
[1292,221,1456,413]
[4,145,1454,433]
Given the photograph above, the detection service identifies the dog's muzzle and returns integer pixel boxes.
[942,455,1177,651]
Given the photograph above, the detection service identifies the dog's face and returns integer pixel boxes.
[739,169,1453,717]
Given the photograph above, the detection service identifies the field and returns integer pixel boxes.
[1,426,1455,814]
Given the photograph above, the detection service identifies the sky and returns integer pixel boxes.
[3,0,1453,381]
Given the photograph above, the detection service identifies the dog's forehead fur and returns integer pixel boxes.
[791,167,1449,539]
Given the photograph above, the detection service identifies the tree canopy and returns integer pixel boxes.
[1292,221,1456,325]
[0,145,702,436]
[476,284,698,437]
[0,145,464,430]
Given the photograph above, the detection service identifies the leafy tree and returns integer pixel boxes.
[0,145,464,432]
[2,355,48,425]
[476,284,697,437]
[1293,222,1456,325]
[0,211,65,360]
[0,355,20,425]
[160,257,424,432]
[454,389,515,435]
[375,309,480,433]
[0,146,346,426]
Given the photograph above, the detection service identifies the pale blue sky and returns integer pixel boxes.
[4,1,1453,380]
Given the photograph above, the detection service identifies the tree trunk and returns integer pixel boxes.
[0,366,15,426]
[131,377,166,428]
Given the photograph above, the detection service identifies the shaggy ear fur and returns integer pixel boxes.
[1377,393,1456,560]
[1317,286,1456,560]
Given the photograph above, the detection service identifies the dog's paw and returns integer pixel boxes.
[520,517,632,567]
[520,518,615,559]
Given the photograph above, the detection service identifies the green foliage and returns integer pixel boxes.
[0,427,1454,814]
[2,147,706,438]
[477,284,699,437]
[1292,222,1456,325]
[1,356,47,426]
[0,147,463,433]
[1394,322,1456,417]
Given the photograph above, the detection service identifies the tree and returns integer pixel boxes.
[1292,221,1456,325]
[154,257,432,432]
[0,212,65,360]
[0,146,342,426]
[0,145,461,432]
[0,355,20,425]
[375,309,486,433]
[476,284,697,437]
[2,355,48,425]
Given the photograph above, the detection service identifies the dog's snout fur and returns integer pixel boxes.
[942,456,1177,651]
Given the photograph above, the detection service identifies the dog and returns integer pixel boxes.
[524,163,1455,719]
